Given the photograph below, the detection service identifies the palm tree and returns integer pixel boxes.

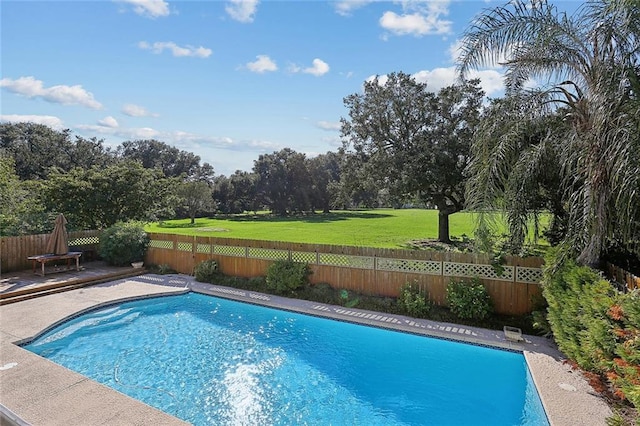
[459,0,640,266]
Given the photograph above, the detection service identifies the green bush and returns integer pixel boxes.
[148,263,177,275]
[99,222,150,266]
[339,289,360,308]
[194,259,220,283]
[446,278,493,320]
[543,251,640,409]
[248,276,266,288]
[308,283,339,304]
[266,259,311,294]
[397,282,431,317]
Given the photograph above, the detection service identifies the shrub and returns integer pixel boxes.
[543,250,640,409]
[446,278,493,320]
[397,281,431,317]
[194,259,220,283]
[266,259,311,294]
[339,289,360,308]
[99,222,150,266]
[308,283,338,304]
[248,276,266,288]
[148,263,177,275]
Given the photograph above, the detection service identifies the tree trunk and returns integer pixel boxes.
[438,210,451,243]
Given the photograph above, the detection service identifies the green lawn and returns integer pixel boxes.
[146,209,531,249]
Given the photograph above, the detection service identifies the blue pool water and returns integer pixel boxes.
[24,293,548,425]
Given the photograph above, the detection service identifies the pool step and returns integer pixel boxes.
[0,269,147,305]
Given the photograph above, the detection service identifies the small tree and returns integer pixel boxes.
[194,259,220,283]
[446,278,493,320]
[177,180,214,224]
[397,281,431,317]
[265,260,311,294]
[99,222,150,266]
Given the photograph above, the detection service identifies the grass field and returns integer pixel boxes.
[146,209,534,249]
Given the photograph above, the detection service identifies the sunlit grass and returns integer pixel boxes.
[146,209,549,249]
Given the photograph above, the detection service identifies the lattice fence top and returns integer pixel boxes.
[319,253,375,269]
[177,242,193,252]
[149,240,173,249]
[248,247,289,261]
[291,251,317,263]
[443,262,514,281]
[68,236,100,246]
[213,245,245,257]
[377,258,442,275]
[196,243,211,254]
[516,267,544,283]
[147,238,543,283]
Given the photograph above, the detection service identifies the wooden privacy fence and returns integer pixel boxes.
[146,233,545,315]
[0,230,100,273]
[606,262,640,291]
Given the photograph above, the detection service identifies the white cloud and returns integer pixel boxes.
[74,123,280,153]
[138,41,212,58]
[379,11,451,36]
[122,103,158,117]
[367,67,505,98]
[467,69,505,97]
[226,0,259,23]
[246,55,277,73]
[0,114,65,130]
[365,74,390,86]
[291,58,330,76]
[379,0,452,37]
[413,67,505,96]
[412,67,458,92]
[448,38,464,63]
[76,123,161,140]
[325,135,343,147]
[0,76,102,109]
[98,116,119,128]
[334,0,372,16]
[316,121,341,131]
[119,0,170,18]
[74,122,282,175]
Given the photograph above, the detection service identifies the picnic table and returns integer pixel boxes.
[27,252,82,276]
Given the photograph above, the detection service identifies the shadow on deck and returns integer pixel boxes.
[0,261,148,305]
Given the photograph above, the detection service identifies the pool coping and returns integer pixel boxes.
[0,274,612,425]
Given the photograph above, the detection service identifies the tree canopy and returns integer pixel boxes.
[0,122,113,180]
[41,161,179,229]
[117,139,214,181]
[341,72,484,242]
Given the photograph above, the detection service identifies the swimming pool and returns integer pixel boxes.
[24,292,548,425]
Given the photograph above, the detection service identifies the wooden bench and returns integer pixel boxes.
[27,252,82,276]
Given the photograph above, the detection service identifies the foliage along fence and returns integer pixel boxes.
[0,230,101,273]
[146,233,545,315]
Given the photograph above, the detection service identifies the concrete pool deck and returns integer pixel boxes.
[0,274,612,425]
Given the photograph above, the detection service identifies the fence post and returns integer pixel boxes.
[192,236,197,274]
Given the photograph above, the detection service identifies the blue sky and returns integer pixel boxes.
[1,0,579,176]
